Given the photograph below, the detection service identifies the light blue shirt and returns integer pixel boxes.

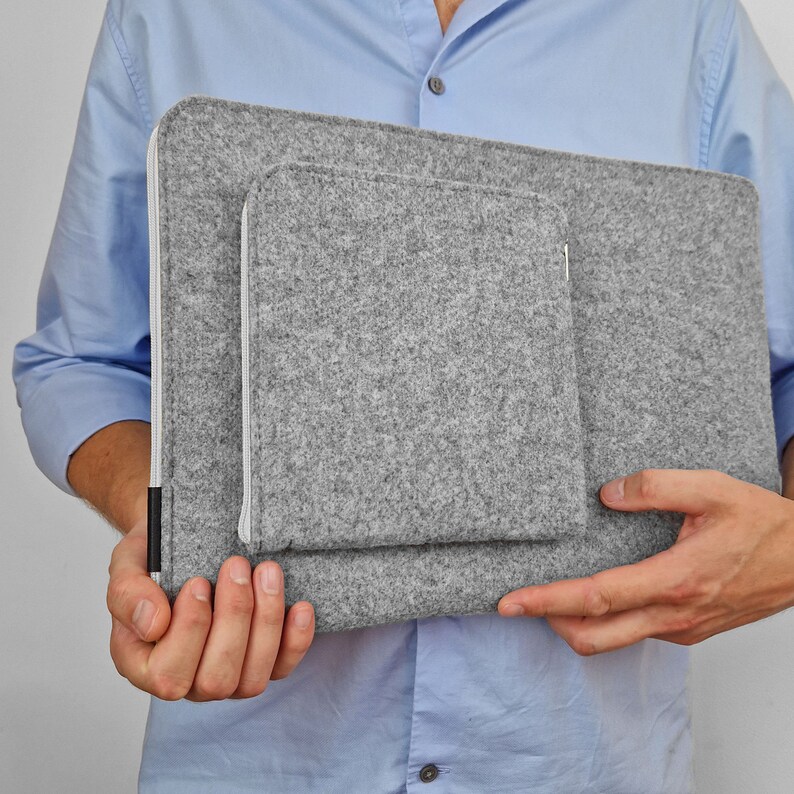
[12,0,794,791]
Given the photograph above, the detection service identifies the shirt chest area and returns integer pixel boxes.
[143,0,702,168]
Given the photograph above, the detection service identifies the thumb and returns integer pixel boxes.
[107,522,172,643]
[599,468,730,516]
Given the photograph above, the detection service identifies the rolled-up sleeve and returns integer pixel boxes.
[11,0,151,497]
[705,0,794,467]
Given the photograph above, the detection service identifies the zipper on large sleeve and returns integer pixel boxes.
[146,122,163,583]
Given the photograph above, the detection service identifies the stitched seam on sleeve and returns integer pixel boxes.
[699,0,736,169]
[105,2,153,130]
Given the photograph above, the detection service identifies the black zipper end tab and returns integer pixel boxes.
[147,486,162,574]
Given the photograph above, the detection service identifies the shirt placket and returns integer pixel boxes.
[396,4,512,789]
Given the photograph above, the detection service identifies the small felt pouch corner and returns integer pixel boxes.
[238,159,587,556]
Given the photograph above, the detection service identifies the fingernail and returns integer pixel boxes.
[132,599,157,640]
[190,579,210,602]
[500,603,525,617]
[293,608,312,629]
[230,558,250,585]
[601,477,625,503]
[260,563,282,596]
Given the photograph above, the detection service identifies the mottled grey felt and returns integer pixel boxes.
[246,161,586,553]
[152,94,780,633]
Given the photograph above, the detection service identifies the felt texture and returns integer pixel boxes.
[245,161,586,552]
[153,95,780,633]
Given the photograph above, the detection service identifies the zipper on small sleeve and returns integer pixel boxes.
[238,195,252,545]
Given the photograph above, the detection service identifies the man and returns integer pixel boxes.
[12,0,794,790]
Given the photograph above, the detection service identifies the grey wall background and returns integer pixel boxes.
[1,1,793,791]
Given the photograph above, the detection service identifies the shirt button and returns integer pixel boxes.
[427,76,445,95]
[419,764,439,783]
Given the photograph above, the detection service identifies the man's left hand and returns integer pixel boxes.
[497,468,794,655]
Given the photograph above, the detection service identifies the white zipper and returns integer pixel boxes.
[146,123,162,490]
[238,195,252,544]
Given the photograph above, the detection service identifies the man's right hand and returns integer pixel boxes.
[107,518,315,701]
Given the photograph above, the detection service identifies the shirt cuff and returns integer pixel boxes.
[19,363,151,497]
[772,365,794,468]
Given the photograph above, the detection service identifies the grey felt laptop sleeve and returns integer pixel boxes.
[146,94,780,634]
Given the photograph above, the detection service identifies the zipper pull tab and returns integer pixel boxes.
[563,240,570,282]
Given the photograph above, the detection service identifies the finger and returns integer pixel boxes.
[599,468,734,516]
[231,561,286,699]
[107,528,171,643]
[544,601,704,656]
[109,576,211,697]
[269,601,315,681]
[109,615,153,683]
[189,556,254,701]
[650,605,769,645]
[498,547,691,617]
[144,577,213,700]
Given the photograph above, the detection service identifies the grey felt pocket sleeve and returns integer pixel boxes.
[239,161,587,554]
